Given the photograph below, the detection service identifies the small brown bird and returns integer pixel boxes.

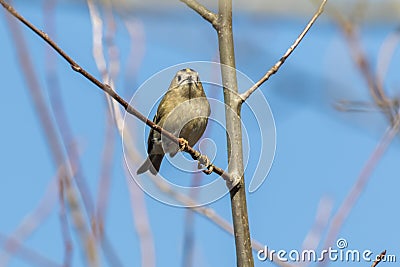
[137,68,210,175]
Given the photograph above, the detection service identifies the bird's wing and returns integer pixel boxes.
[154,87,181,125]
[147,88,178,154]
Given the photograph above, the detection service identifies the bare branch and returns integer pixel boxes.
[371,250,386,267]
[125,171,156,267]
[0,233,62,267]
[109,71,291,267]
[301,196,332,256]
[318,116,400,266]
[0,0,234,185]
[123,18,145,95]
[42,2,74,265]
[61,168,99,267]
[0,177,58,266]
[334,100,390,113]
[179,0,218,28]
[376,27,400,91]
[240,0,327,101]
[141,169,293,267]
[325,2,394,122]
[87,0,116,229]
[87,1,156,267]
[3,7,100,267]
[216,0,255,265]
[182,168,205,266]
[96,111,115,228]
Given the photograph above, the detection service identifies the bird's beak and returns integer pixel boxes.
[180,76,197,86]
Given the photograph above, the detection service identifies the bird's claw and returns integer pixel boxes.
[178,138,213,175]
[198,154,213,174]
[202,166,213,175]
[178,138,189,151]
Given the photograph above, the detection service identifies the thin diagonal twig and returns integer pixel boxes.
[0,177,58,266]
[371,250,386,267]
[334,100,389,113]
[240,0,327,101]
[0,0,233,185]
[0,233,62,267]
[318,116,400,267]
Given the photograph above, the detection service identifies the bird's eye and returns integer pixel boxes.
[177,75,182,82]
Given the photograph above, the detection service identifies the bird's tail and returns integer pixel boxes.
[136,154,164,175]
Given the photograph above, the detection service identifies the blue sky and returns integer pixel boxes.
[1,1,399,267]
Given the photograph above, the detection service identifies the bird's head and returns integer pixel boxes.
[173,68,200,87]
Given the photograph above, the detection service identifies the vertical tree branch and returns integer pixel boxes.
[216,0,254,266]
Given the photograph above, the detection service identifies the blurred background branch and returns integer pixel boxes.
[1,0,399,267]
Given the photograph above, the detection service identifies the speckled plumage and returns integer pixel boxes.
[137,68,210,175]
